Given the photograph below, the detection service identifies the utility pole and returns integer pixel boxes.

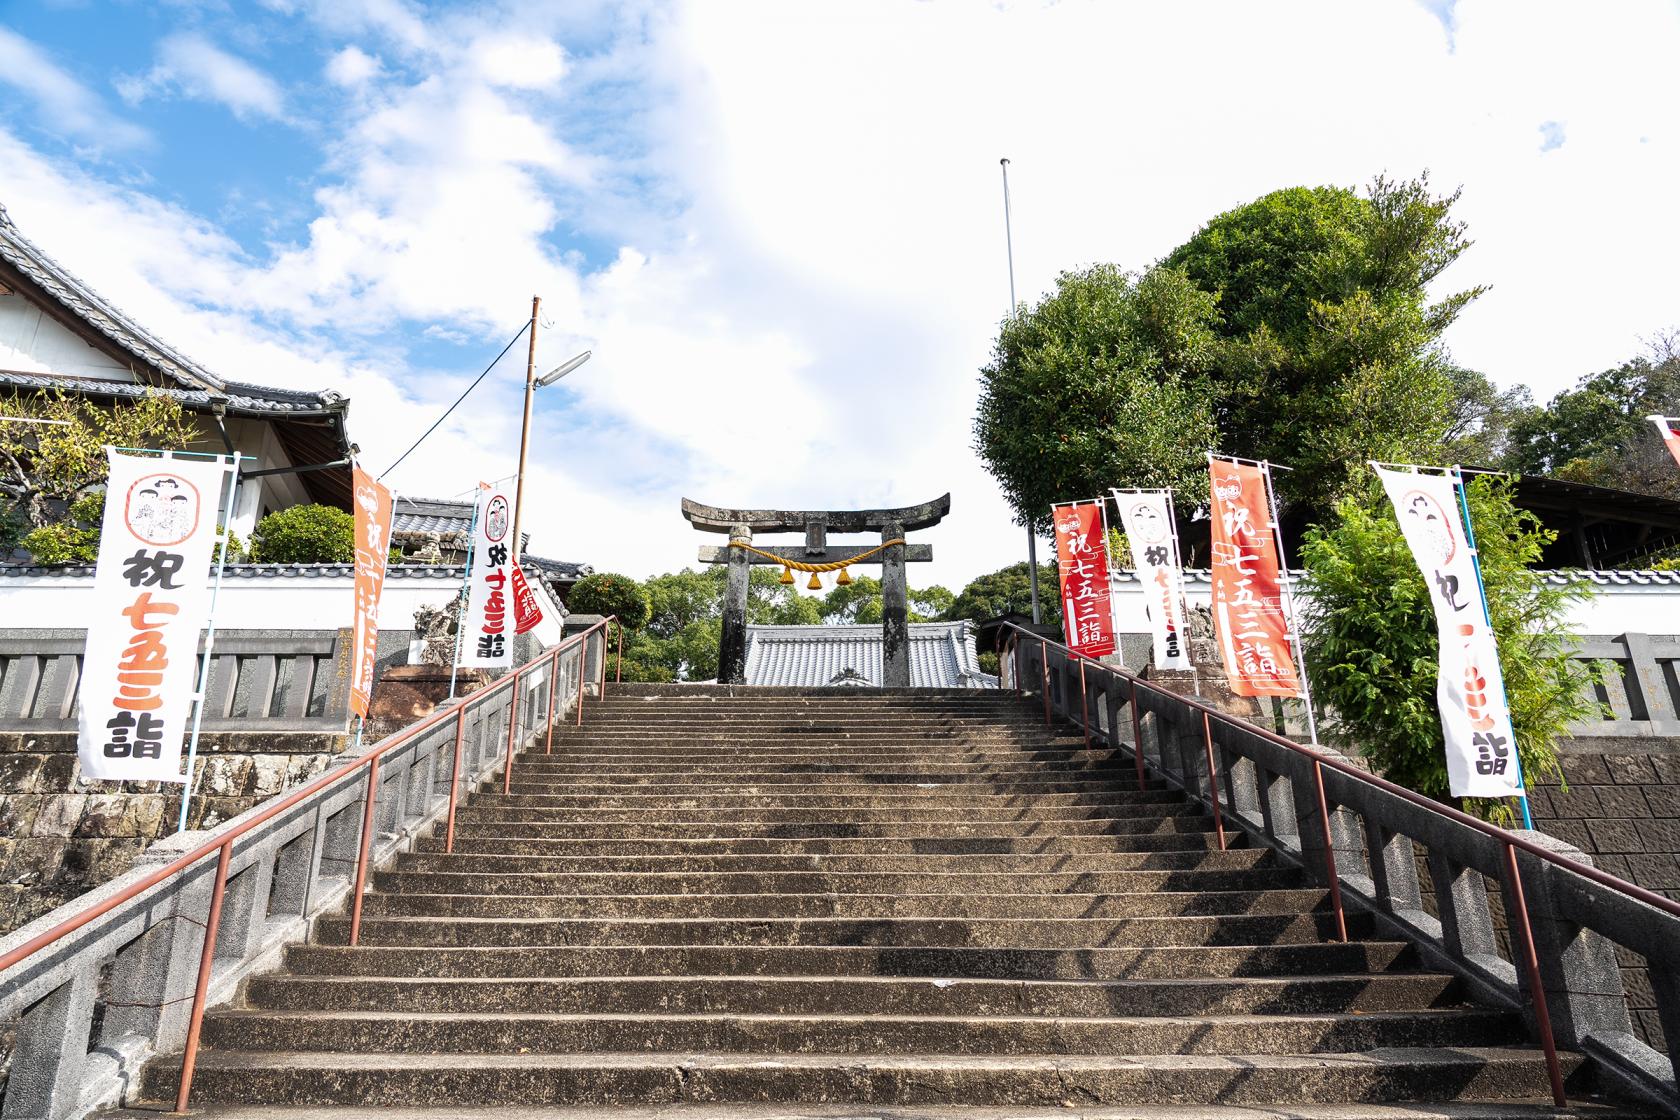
[511,295,540,563]
[1000,157,1042,625]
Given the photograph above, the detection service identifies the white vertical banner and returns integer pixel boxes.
[79,451,230,783]
[459,484,514,668]
[1113,489,1192,671]
[1376,467,1522,799]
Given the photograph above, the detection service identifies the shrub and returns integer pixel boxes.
[568,572,652,631]
[1300,476,1600,822]
[249,504,355,563]
[22,492,103,564]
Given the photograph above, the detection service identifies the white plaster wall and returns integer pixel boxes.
[0,569,567,650]
[0,293,131,380]
[1109,571,1680,637]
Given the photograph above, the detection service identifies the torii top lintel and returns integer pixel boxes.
[680,493,951,534]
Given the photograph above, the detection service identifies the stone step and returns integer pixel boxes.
[503,763,1143,782]
[245,971,1463,1017]
[315,912,1369,948]
[416,831,1237,856]
[436,817,1220,841]
[471,789,1182,810]
[139,1047,1587,1108]
[355,888,1332,921]
[95,1101,1666,1120]
[197,1008,1523,1057]
[392,848,1280,876]
[281,941,1422,981]
[368,867,1306,897]
[497,777,1154,796]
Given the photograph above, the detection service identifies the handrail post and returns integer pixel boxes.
[1201,711,1226,851]
[1078,656,1090,749]
[545,645,563,753]
[444,705,466,854]
[1128,677,1145,791]
[1502,840,1569,1107]
[615,620,624,685]
[347,756,381,948]
[172,839,232,1114]
[502,667,523,795]
[1040,639,1051,726]
[1311,759,1348,942]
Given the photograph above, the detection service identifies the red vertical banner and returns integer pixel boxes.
[511,565,545,635]
[1208,460,1300,697]
[1652,416,1680,470]
[349,467,394,719]
[1051,502,1117,658]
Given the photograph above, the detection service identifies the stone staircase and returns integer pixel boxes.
[126,684,1645,1117]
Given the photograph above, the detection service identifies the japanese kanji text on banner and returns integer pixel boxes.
[349,468,394,718]
[1376,467,1523,799]
[460,484,514,667]
[1208,460,1300,697]
[1113,489,1191,671]
[79,451,230,782]
[1051,502,1117,658]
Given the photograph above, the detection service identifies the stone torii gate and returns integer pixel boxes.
[682,494,951,687]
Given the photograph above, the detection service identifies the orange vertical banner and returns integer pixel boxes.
[1208,459,1300,697]
[1051,501,1117,658]
[350,467,394,719]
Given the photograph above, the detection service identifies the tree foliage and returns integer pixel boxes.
[568,572,653,630]
[1502,340,1680,500]
[974,264,1220,530]
[249,504,356,564]
[1163,175,1487,513]
[944,561,1061,627]
[20,492,103,564]
[1299,476,1599,821]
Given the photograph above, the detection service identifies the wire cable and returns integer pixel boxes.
[380,321,530,480]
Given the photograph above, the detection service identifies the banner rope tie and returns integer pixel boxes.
[728,538,906,589]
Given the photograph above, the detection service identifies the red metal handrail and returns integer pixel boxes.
[0,616,616,1113]
[1001,620,1680,1110]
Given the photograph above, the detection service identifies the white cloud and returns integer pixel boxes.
[4,0,1679,594]
[118,34,287,122]
[325,45,383,88]
[0,28,148,149]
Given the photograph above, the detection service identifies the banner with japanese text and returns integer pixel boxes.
[511,566,544,635]
[1051,501,1117,658]
[1113,489,1191,671]
[1376,467,1522,798]
[1653,416,1680,470]
[349,468,394,718]
[1208,460,1300,697]
[78,451,229,782]
[460,484,514,667]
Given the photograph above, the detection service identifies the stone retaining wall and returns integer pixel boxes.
[0,729,348,935]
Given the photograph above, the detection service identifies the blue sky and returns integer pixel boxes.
[1,0,1678,586]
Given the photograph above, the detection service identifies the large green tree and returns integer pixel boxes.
[1163,175,1489,513]
[973,264,1221,530]
[1502,341,1680,500]
[943,561,1061,627]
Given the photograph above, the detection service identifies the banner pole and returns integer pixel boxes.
[176,455,240,834]
[1451,466,1535,830]
[1260,461,1319,746]
[1162,486,1201,697]
[448,495,483,701]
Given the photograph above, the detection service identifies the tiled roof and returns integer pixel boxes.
[525,554,592,580]
[1110,568,1680,587]
[0,204,345,416]
[743,622,997,689]
[0,562,552,580]
[392,496,474,537]
[0,369,345,417]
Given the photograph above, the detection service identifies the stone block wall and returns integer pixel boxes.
[1528,737,1680,1051]
[0,729,347,935]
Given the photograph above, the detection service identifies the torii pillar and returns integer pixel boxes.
[682,494,951,686]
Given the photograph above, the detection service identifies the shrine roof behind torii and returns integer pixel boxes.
[681,493,951,534]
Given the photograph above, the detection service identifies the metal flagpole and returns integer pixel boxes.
[1451,465,1536,830]
[1161,486,1201,697]
[448,493,483,701]
[1001,156,1042,626]
[177,454,241,834]
[1258,460,1320,746]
